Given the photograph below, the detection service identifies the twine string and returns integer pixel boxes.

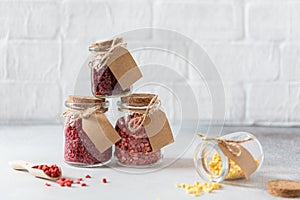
[88,38,126,71]
[61,105,102,121]
[197,133,253,156]
[127,95,161,132]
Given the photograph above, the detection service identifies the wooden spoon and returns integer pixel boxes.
[9,160,62,181]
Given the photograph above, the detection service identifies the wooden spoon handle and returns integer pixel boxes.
[9,160,32,170]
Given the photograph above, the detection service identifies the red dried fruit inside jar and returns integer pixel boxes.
[32,164,61,178]
[64,118,112,166]
[114,114,162,166]
[92,66,130,97]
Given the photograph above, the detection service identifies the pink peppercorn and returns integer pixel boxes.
[63,118,112,166]
[114,114,162,166]
[33,164,61,178]
[92,67,130,97]
[85,174,91,179]
[81,183,87,187]
[102,178,107,183]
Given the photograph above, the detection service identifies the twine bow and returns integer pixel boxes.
[88,38,126,71]
[197,133,253,157]
[127,95,161,132]
[61,105,102,120]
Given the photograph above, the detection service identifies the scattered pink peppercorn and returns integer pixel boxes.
[56,177,74,187]
[45,183,51,187]
[102,178,107,183]
[81,183,87,187]
[85,174,91,179]
[66,182,72,187]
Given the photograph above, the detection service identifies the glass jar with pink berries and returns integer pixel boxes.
[88,38,142,98]
[114,93,174,167]
[62,96,120,167]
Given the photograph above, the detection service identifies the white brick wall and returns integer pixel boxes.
[0,0,300,126]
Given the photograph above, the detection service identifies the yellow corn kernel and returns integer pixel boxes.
[186,188,194,194]
[176,181,222,197]
[203,186,213,193]
[175,182,180,188]
[209,153,259,180]
[197,184,203,190]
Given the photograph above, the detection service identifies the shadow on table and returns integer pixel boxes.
[222,167,299,190]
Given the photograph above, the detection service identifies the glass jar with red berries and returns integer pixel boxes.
[88,38,132,98]
[63,96,114,167]
[114,93,174,167]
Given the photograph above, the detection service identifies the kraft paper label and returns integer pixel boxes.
[218,141,258,179]
[82,113,121,153]
[143,109,174,152]
[107,46,142,90]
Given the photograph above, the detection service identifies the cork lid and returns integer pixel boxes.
[268,180,300,198]
[89,38,123,52]
[121,93,157,107]
[66,96,108,112]
[68,95,105,104]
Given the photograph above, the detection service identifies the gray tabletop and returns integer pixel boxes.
[0,125,299,200]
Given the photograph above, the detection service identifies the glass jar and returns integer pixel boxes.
[194,132,264,183]
[63,96,112,167]
[114,94,164,167]
[89,39,132,98]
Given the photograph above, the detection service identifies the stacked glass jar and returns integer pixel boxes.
[88,38,132,98]
[63,96,112,167]
[63,38,173,168]
[114,93,164,167]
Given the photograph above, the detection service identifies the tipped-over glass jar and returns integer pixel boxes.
[88,38,132,98]
[63,96,112,167]
[114,94,167,167]
[194,132,264,182]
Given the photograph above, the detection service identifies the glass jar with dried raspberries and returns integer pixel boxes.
[114,93,174,167]
[194,132,264,183]
[62,96,121,167]
[88,38,142,98]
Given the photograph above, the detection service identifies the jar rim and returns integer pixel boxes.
[89,38,123,52]
[194,141,229,183]
[117,100,160,112]
[65,101,109,112]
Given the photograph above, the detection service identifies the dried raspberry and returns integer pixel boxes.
[114,115,162,166]
[85,174,91,179]
[64,118,112,165]
[102,178,107,183]
[92,67,130,97]
[33,164,61,178]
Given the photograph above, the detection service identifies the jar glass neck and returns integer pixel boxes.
[117,101,161,113]
[64,101,109,111]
